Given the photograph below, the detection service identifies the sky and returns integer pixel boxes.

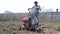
[0,0,60,13]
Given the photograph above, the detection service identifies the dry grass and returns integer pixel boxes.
[0,21,60,34]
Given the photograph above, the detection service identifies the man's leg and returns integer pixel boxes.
[31,14,35,27]
[35,14,39,27]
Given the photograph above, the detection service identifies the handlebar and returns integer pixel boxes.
[28,8,32,15]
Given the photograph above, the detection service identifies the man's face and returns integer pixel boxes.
[34,2,38,6]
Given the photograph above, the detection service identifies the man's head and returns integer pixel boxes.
[34,1,38,6]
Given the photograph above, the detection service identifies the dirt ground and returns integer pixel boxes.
[0,22,60,34]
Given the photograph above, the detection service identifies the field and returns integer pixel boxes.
[0,20,60,34]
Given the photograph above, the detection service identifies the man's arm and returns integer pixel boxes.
[28,8,32,15]
[28,8,32,11]
[39,6,41,11]
[28,6,34,13]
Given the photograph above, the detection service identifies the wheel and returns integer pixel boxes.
[37,27,43,33]
[18,25,25,30]
[37,28,40,33]
[18,26,22,30]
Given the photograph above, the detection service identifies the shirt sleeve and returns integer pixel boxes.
[32,6,34,9]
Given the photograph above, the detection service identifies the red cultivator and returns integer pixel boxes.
[19,9,40,32]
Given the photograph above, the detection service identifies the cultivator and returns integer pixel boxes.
[19,8,41,32]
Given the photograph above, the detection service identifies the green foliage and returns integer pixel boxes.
[0,30,11,34]
[0,19,21,22]
[40,21,60,27]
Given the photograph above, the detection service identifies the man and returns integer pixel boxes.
[28,1,41,28]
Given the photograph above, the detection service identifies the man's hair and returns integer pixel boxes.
[34,1,38,4]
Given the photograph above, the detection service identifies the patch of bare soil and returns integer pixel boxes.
[0,23,60,34]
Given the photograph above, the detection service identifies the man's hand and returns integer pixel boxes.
[40,9,41,11]
[28,8,32,11]
[28,8,33,14]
